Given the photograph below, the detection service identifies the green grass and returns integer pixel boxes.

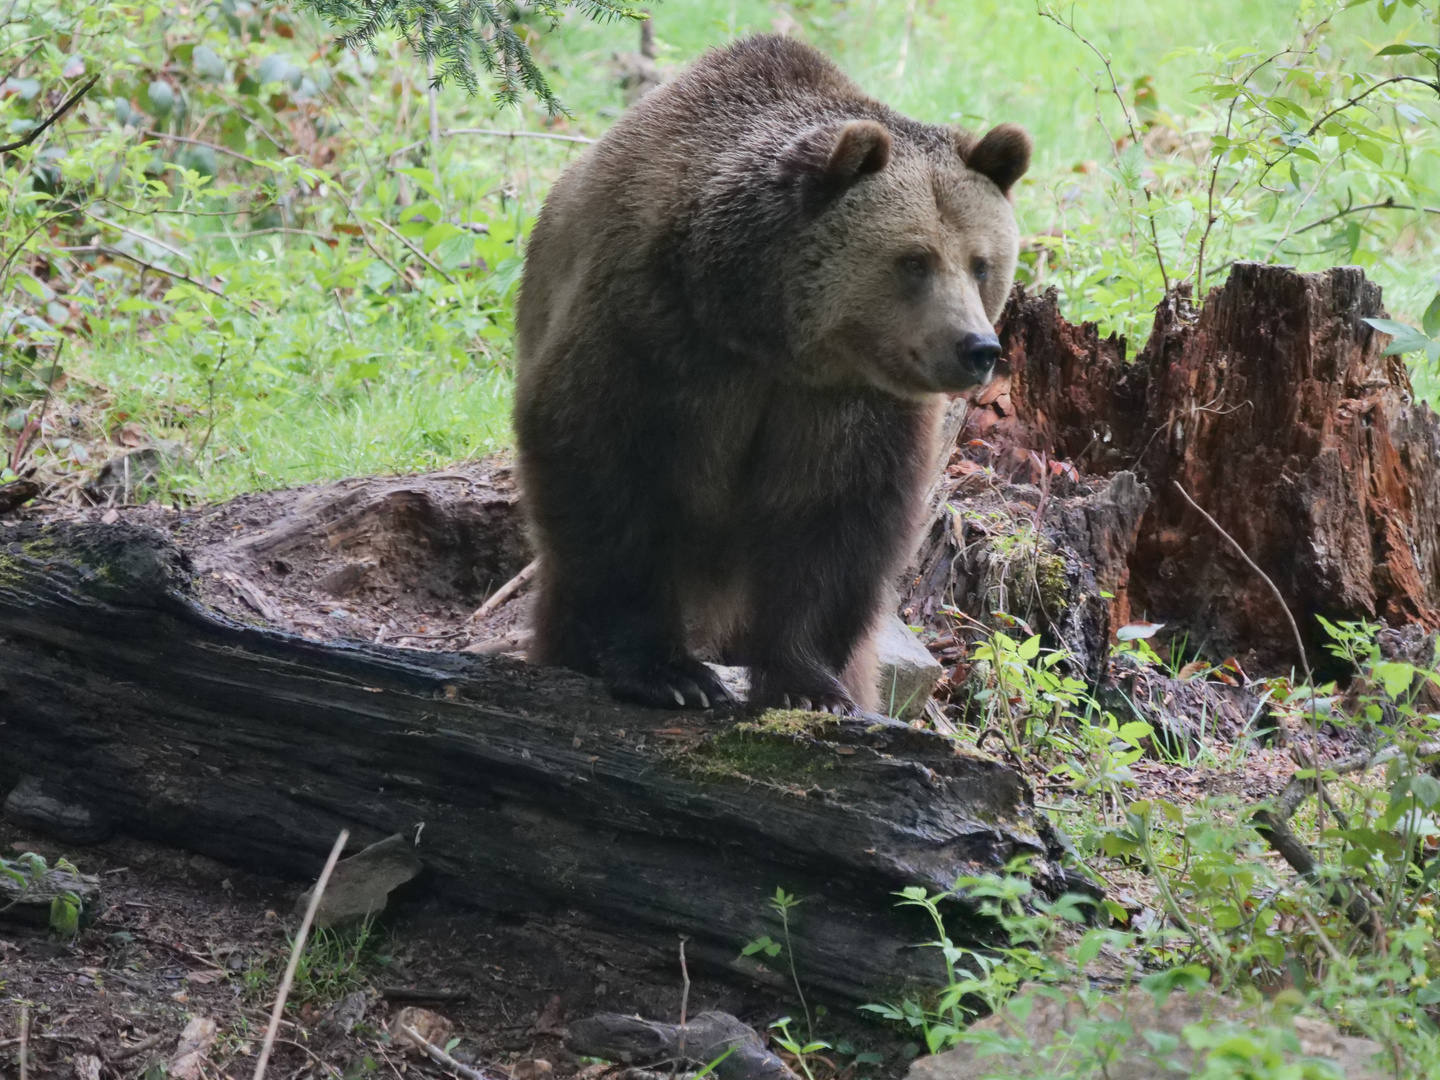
[86,332,512,500]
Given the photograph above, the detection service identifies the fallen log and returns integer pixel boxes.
[0,520,1067,1004]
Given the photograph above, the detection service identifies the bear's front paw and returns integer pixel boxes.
[606,658,735,711]
[749,670,858,716]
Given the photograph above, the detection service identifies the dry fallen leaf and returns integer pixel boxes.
[391,1006,453,1056]
[169,1016,218,1080]
[512,1060,554,1080]
[1116,621,1166,641]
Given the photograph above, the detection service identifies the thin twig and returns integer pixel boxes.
[1298,905,1349,968]
[678,936,691,1054]
[333,289,357,344]
[398,1025,485,1080]
[18,1004,28,1080]
[894,0,919,81]
[1304,75,1440,138]
[108,1032,167,1062]
[0,73,99,154]
[138,129,268,168]
[252,829,349,1080]
[442,127,592,145]
[1173,480,1333,842]
[195,346,228,458]
[1040,7,1170,292]
[1172,481,1313,689]
[1293,197,1440,235]
[63,245,259,314]
[84,210,194,265]
[371,218,458,285]
[468,559,539,622]
[427,57,442,171]
[190,227,337,243]
[339,196,407,285]
[1195,48,1291,290]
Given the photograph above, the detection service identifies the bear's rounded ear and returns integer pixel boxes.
[963,123,1032,196]
[781,120,891,189]
[825,120,892,182]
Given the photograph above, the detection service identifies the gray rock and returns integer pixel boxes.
[905,988,1387,1080]
[3,775,111,844]
[875,615,943,720]
[86,441,187,504]
[297,833,423,927]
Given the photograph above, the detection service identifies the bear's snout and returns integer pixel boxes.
[952,331,1001,389]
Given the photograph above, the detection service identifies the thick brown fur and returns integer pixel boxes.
[514,35,1030,713]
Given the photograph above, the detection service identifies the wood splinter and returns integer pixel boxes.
[468,558,539,623]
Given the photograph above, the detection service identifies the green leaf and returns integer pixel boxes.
[1422,293,1440,340]
[1411,774,1440,809]
[1364,317,1434,356]
[1373,660,1415,700]
[146,80,175,117]
[1354,140,1385,166]
[1116,721,1154,748]
[15,274,47,300]
[740,936,775,957]
[192,45,227,81]
[422,222,464,255]
[1075,930,1105,967]
[1375,43,1417,55]
[50,893,81,938]
[1017,635,1041,661]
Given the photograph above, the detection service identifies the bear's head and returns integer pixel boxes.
[779,119,1031,398]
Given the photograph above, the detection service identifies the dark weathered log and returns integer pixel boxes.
[566,1012,795,1080]
[963,264,1440,671]
[0,521,1065,1004]
[0,479,39,516]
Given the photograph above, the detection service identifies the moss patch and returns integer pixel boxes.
[671,715,842,791]
[1036,550,1070,613]
[747,709,840,737]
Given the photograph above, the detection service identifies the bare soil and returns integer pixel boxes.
[1,817,876,1080]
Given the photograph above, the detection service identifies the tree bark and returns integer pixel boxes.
[0,521,1065,1004]
[948,263,1440,672]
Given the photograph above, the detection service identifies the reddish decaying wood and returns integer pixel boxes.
[963,263,1440,671]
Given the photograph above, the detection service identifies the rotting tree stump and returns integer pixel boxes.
[0,521,1069,1005]
[934,263,1440,675]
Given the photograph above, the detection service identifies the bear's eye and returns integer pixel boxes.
[898,252,931,277]
[972,258,990,282]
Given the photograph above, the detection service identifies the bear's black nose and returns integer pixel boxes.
[958,332,1001,381]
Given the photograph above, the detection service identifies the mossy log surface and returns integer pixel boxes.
[0,522,1063,1003]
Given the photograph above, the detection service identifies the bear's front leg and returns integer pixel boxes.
[742,509,900,716]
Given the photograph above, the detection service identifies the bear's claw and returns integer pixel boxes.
[608,658,733,712]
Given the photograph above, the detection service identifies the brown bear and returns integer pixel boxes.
[514,34,1030,714]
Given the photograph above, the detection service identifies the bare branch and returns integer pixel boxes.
[372,216,458,285]
[1305,74,1440,138]
[1293,197,1440,235]
[0,73,99,154]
